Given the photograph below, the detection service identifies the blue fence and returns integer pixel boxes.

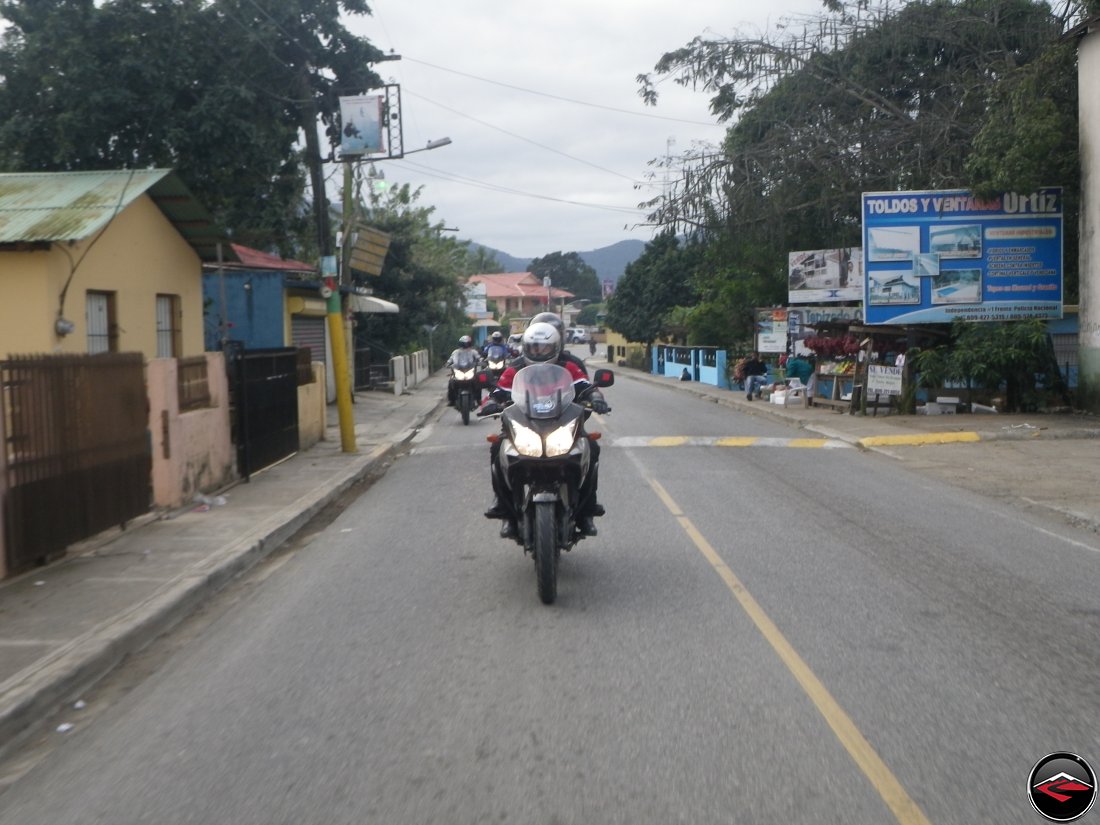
[652,346,729,389]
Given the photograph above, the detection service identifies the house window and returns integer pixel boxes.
[156,294,182,358]
[86,291,118,353]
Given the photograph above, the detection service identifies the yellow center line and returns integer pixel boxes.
[649,436,688,447]
[714,436,759,447]
[785,438,832,449]
[645,476,933,825]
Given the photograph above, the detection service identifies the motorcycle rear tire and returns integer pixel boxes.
[534,501,558,605]
[460,392,471,425]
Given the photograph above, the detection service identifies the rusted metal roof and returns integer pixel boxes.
[0,169,234,262]
[225,243,315,273]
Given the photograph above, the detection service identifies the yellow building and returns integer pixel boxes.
[0,170,227,360]
[603,327,648,367]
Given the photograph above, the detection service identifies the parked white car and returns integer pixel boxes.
[566,327,588,343]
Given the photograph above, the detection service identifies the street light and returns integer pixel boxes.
[401,137,452,157]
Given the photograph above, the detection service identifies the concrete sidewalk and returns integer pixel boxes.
[0,372,451,758]
[2,357,1098,760]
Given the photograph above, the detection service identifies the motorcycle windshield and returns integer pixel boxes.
[511,363,575,419]
[485,345,509,360]
[452,350,479,369]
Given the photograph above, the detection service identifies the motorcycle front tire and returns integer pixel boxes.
[460,391,471,425]
[534,501,559,604]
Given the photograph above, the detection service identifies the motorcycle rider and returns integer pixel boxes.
[481,331,511,381]
[528,312,589,378]
[482,322,609,539]
[445,335,479,407]
[481,330,507,358]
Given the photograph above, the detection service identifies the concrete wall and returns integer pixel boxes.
[147,353,236,508]
[1080,24,1100,412]
[297,362,327,450]
[0,195,204,359]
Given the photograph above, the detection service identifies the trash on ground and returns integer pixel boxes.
[56,723,74,733]
[74,700,86,710]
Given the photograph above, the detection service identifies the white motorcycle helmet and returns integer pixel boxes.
[521,322,562,363]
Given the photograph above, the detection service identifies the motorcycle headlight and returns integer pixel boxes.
[510,422,544,457]
[544,420,579,457]
[488,360,504,370]
[454,368,476,380]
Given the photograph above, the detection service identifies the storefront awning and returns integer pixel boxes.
[350,295,399,314]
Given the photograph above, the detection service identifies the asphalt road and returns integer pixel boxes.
[0,372,1098,824]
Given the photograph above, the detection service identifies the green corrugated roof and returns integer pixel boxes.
[0,169,234,262]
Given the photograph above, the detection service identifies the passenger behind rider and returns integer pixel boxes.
[445,335,479,407]
[482,321,609,539]
[526,312,589,378]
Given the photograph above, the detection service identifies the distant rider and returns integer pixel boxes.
[445,335,480,407]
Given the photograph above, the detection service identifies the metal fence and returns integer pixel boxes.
[2,353,151,574]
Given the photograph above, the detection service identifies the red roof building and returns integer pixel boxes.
[467,272,573,319]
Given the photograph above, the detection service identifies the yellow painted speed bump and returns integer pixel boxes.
[859,432,981,448]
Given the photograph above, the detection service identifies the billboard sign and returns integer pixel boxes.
[862,188,1063,324]
[754,308,789,353]
[339,95,384,156]
[788,247,863,304]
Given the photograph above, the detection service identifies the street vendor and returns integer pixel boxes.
[784,353,813,385]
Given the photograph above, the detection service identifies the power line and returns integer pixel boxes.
[403,89,646,185]
[396,159,649,216]
[404,56,721,128]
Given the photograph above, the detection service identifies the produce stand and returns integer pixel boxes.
[813,360,856,411]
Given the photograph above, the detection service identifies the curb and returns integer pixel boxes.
[858,432,981,448]
[0,396,445,762]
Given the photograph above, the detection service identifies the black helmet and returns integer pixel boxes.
[490,331,503,343]
[529,312,564,339]
[521,322,562,363]
[459,335,472,348]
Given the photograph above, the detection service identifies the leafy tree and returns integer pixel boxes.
[635,0,1083,303]
[575,303,603,326]
[0,0,386,258]
[461,246,506,277]
[528,252,601,302]
[965,40,1080,298]
[911,319,1068,411]
[605,232,699,344]
[641,0,1062,232]
[351,181,482,368]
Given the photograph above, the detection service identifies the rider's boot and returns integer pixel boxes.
[484,496,509,519]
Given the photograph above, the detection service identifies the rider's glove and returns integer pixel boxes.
[590,398,610,415]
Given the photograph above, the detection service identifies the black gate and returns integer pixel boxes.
[2,353,151,575]
[226,346,300,480]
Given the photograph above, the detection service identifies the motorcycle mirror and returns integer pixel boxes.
[593,368,614,388]
[477,372,489,384]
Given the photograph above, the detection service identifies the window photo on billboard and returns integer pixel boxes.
[931,269,981,304]
[869,270,920,305]
[929,224,981,258]
[867,226,920,262]
[787,248,863,303]
[914,253,940,279]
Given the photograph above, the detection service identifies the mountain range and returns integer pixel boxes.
[473,239,646,286]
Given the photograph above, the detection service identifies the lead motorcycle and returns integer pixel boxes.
[482,362,613,604]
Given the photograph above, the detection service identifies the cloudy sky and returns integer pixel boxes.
[341,0,827,260]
